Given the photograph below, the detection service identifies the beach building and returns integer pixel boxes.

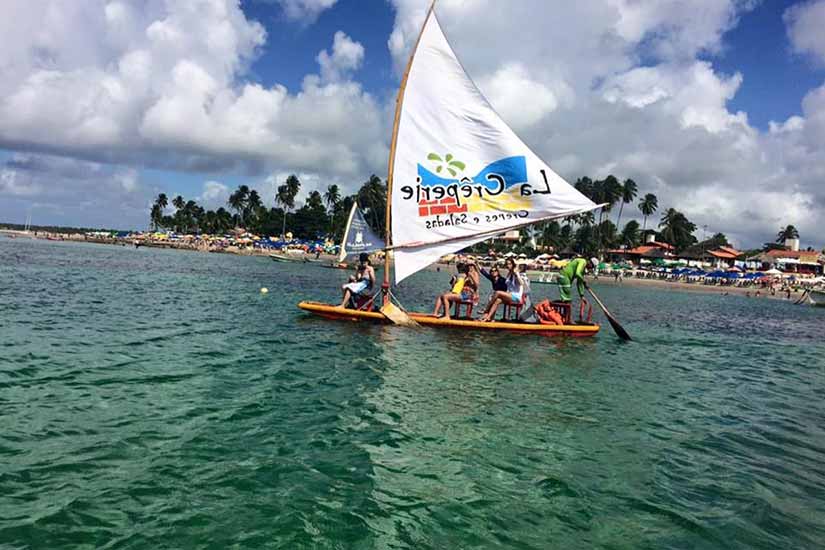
[706,246,743,268]
[606,241,676,264]
[756,249,824,275]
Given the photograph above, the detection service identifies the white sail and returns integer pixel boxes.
[390,10,598,284]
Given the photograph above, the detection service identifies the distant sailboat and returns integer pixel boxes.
[338,202,384,263]
[299,4,601,336]
[808,289,825,307]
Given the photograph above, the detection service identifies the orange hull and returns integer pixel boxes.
[297,301,599,336]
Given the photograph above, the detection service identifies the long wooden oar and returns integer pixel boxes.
[584,284,632,341]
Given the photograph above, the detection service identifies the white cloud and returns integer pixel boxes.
[0,168,42,197]
[0,0,387,206]
[477,63,562,130]
[275,0,338,23]
[785,0,825,64]
[317,31,365,83]
[602,62,749,135]
[115,168,139,192]
[197,180,230,209]
[607,0,755,60]
[0,153,154,229]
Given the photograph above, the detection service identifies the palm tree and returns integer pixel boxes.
[247,189,262,210]
[227,185,249,228]
[324,184,341,236]
[579,210,596,227]
[776,225,799,244]
[658,208,697,252]
[638,193,658,233]
[171,195,185,233]
[150,204,162,231]
[277,175,301,238]
[620,220,640,248]
[615,178,637,228]
[306,190,324,209]
[151,193,168,230]
[324,184,340,211]
[246,189,262,231]
[539,221,563,250]
[574,177,593,200]
[357,175,387,236]
[592,176,621,222]
[598,220,618,249]
[215,207,233,233]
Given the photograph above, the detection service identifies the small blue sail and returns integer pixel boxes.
[339,203,384,261]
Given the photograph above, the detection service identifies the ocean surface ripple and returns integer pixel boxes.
[2,237,824,549]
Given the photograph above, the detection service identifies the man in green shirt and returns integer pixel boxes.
[557,257,588,302]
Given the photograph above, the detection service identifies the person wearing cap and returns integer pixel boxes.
[339,253,375,308]
[557,257,588,302]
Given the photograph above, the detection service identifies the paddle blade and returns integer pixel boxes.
[380,302,419,327]
[586,287,632,341]
[605,312,632,341]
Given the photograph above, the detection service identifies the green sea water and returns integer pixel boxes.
[2,236,825,549]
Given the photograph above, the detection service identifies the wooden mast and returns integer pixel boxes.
[382,1,437,305]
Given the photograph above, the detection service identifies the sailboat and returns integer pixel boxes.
[298,4,602,336]
[330,202,385,268]
[807,286,825,307]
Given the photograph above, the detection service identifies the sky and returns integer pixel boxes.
[0,0,824,249]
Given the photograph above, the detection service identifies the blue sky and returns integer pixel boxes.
[243,0,397,94]
[709,0,823,128]
[1,0,824,248]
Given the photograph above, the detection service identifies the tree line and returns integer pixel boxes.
[531,175,701,256]
[148,173,808,256]
[149,174,387,241]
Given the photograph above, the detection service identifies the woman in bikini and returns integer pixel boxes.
[433,261,479,320]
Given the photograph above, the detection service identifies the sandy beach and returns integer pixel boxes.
[590,273,804,301]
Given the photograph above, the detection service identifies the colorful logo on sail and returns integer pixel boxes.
[397,154,551,221]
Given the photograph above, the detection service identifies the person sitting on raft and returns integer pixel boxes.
[433,261,479,320]
[479,258,523,322]
[557,257,588,302]
[516,262,534,320]
[479,262,508,316]
[339,253,375,308]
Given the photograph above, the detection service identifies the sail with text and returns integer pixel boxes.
[389,10,599,284]
[338,202,384,262]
